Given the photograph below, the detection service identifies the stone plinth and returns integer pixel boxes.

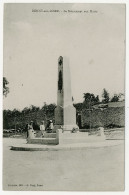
[54,106,63,125]
[64,105,77,130]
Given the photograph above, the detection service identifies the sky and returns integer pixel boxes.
[3,3,125,110]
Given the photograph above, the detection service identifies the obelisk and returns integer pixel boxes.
[54,56,64,125]
[54,56,78,131]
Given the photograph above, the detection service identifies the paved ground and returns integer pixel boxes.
[3,138,124,191]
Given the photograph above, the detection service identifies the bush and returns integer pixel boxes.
[105,124,123,129]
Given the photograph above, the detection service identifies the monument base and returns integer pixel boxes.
[62,124,79,131]
[10,139,123,151]
[52,124,79,133]
[26,129,106,146]
[58,130,105,144]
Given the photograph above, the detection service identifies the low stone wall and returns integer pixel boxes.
[27,130,59,145]
[58,131,106,144]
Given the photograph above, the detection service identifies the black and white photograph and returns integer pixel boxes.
[2,2,125,191]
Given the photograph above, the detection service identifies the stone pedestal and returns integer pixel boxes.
[54,106,63,125]
[98,127,105,140]
[64,105,77,130]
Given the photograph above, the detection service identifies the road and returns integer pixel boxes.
[3,138,124,191]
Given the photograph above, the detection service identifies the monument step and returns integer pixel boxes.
[44,133,56,138]
[31,138,56,140]
[35,131,56,138]
[27,137,59,145]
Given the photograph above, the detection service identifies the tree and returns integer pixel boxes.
[3,77,9,97]
[118,93,125,101]
[74,103,83,111]
[111,94,119,102]
[83,93,99,108]
[30,105,40,112]
[102,88,109,103]
[47,104,56,111]
[3,110,10,129]
[22,107,29,114]
[95,95,100,104]
[12,109,20,117]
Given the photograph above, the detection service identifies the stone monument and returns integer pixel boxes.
[54,56,64,126]
[11,56,106,149]
[54,56,78,132]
